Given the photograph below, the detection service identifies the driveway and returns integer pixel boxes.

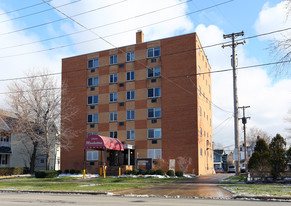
[113,173,234,198]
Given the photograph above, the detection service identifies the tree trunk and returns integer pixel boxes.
[30,141,38,174]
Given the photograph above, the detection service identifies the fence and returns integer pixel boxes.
[249,170,291,182]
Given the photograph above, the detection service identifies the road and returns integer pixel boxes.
[0,193,289,206]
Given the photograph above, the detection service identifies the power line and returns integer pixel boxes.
[0,1,51,16]
[0,0,129,36]
[0,0,233,52]
[0,0,82,24]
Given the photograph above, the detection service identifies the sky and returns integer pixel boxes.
[0,0,290,151]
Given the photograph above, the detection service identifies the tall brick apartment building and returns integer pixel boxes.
[61,31,213,175]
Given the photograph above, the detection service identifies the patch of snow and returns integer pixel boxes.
[78,184,100,187]
[58,174,99,178]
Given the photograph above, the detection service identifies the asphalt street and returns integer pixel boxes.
[0,193,289,206]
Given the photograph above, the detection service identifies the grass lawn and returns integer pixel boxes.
[221,184,291,197]
[221,175,246,183]
[0,176,184,192]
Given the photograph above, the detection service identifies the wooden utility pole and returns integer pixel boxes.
[222,31,245,176]
[239,106,250,172]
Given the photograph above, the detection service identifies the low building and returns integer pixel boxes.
[0,110,60,171]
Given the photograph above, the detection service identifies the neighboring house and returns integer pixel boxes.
[239,145,255,169]
[61,31,213,175]
[0,110,60,171]
[213,150,227,171]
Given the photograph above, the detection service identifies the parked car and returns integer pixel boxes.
[215,167,224,172]
[228,165,235,173]
[240,166,246,173]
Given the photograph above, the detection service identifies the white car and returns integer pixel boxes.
[228,165,235,173]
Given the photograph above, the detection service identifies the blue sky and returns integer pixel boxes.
[0,0,290,150]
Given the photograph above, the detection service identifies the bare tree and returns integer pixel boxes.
[270,0,291,76]
[6,70,77,172]
[285,109,291,139]
[246,127,271,147]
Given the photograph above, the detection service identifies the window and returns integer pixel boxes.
[88,58,99,68]
[109,73,118,83]
[198,66,201,74]
[147,149,162,160]
[199,86,201,95]
[147,67,161,78]
[148,108,161,118]
[210,118,212,126]
[199,106,202,116]
[126,71,135,81]
[200,128,202,136]
[126,110,135,120]
[110,131,117,139]
[109,112,118,122]
[147,47,160,58]
[87,95,98,105]
[126,51,134,62]
[126,130,135,140]
[148,128,161,139]
[200,148,203,156]
[87,77,99,87]
[87,151,98,161]
[109,93,118,103]
[109,55,117,65]
[147,87,161,98]
[87,114,98,123]
[126,90,135,101]
[87,132,98,137]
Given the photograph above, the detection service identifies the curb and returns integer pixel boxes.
[233,195,291,201]
[0,190,108,196]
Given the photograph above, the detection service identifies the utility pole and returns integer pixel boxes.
[239,106,250,172]
[222,31,245,176]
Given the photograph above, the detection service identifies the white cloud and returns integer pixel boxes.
[195,24,291,147]
[254,1,291,41]
[52,0,194,53]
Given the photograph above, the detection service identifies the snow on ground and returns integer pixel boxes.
[58,174,100,178]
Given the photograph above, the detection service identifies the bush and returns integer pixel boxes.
[124,169,132,175]
[57,170,62,175]
[75,170,81,174]
[140,169,148,175]
[148,169,156,175]
[155,169,165,175]
[35,170,59,178]
[64,169,69,174]
[167,170,175,176]
[69,169,75,174]
[132,169,139,175]
[0,167,26,176]
[175,171,183,177]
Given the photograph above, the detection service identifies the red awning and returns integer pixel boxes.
[84,135,124,151]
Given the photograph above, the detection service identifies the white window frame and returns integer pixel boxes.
[88,58,99,68]
[126,110,135,120]
[126,71,135,81]
[147,87,161,98]
[126,130,135,140]
[109,112,118,122]
[126,51,135,62]
[109,73,118,83]
[87,151,98,161]
[109,55,117,65]
[87,77,99,87]
[147,47,160,58]
[147,67,161,78]
[87,95,98,105]
[126,90,135,101]
[109,131,118,139]
[109,93,118,103]
[148,108,161,118]
[147,149,162,160]
[87,114,98,123]
[147,128,161,139]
